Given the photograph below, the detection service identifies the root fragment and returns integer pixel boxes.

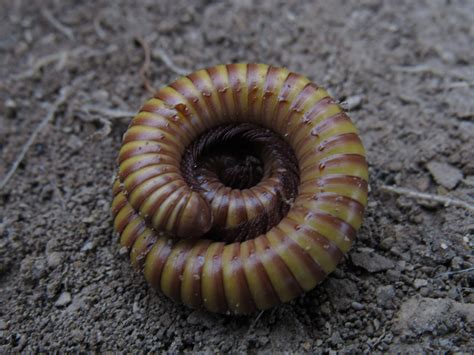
[0,87,73,190]
[380,185,474,213]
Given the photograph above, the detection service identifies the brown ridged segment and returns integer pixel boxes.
[112,63,368,314]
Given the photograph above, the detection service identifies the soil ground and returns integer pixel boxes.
[0,0,473,352]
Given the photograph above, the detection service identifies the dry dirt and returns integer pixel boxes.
[1,0,473,352]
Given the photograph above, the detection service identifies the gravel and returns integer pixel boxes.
[1,0,473,352]
[426,161,463,190]
[351,248,396,273]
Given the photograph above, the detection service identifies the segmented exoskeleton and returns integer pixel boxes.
[112,63,368,314]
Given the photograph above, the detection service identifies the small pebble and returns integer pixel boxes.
[414,279,428,289]
[5,98,17,118]
[341,95,363,111]
[351,248,395,273]
[55,292,72,307]
[302,341,311,351]
[450,256,463,270]
[47,252,63,269]
[81,241,95,252]
[329,331,343,345]
[388,162,403,172]
[377,285,396,308]
[82,216,95,224]
[416,177,430,192]
[67,135,84,153]
[426,161,462,190]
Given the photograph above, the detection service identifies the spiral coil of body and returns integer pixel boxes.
[112,63,368,314]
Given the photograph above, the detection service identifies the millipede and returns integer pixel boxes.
[111,63,368,314]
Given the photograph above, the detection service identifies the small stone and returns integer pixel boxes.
[450,256,463,270]
[377,285,396,308]
[426,161,463,190]
[67,135,84,153]
[82,216,95,224]
[352,301,364,310]
[157,19,177,34]
[186,310,215,328]
[414,279,428,289]
[411,214,423,224]
[325,278,359,311]
[447,287,459,300]
[46,279,61,299]
[5,98,17,118]
[65,294,86,313]
[388,161,403,172]
[394,297,474,337]
[302,341,311,351]
[373,319,380,331]
[329,331,343,345]
[400,252,412,262]
[71,329,84,342]
[439,338,452,347]
[93,89,109,101]
[439,50,456,64]
[419,287,430,297]
[416,176,431,192]
[351,248,396,273]
[55,292,72,307]
[380,237,395,251]
[20,257,47,284]
[47,252,62,269]
[0,319,6,330]
[81,241,95,252]
[259,336,269,346]
[341,95,363,111]
[386,269,401,282]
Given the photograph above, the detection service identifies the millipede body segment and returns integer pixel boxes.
[112,63,368,314]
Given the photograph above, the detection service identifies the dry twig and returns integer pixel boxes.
[250,310,265,329]
[380,185,474,213]
[242,310,265,345]
[12,45,118,81]
[41,8,75,41]
[435,267,474,278]
[393,64,474,86]
[370,327,387,349]
[13,50,77,80]
[93,14,107,40]
[81,105,135,119]
[135,36,156,95]
[153,47,189,76]
[0,87,73,191]
[445,81,472,89]
[392,64,441,75]
[75,105,135,139]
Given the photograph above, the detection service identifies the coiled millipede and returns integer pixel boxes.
[112,63,368,314]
